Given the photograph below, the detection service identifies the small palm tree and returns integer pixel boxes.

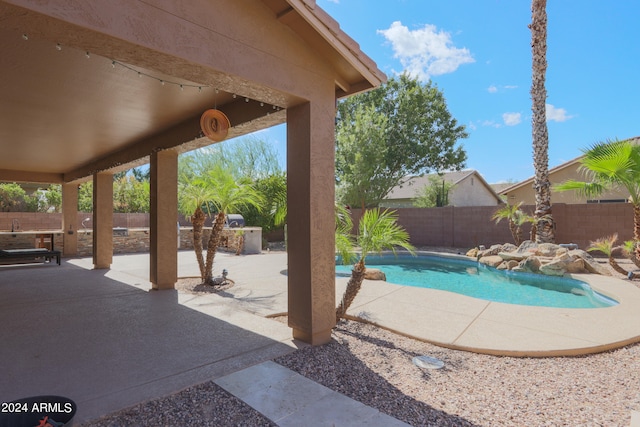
[178,180,216,279]
[621,240,640,269]
[492,202,530,246]
[202,165,264,284]
[555,138,640,259]
[587,234,629,276]
[336,208,415,322]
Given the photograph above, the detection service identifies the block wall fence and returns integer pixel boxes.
[350,203,635,250]
[0,202,634,252]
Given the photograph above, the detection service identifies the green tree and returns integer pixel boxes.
[239,173,287,233]
[78,181,93,212]
[113,175,150,213]
[335,208,415,321]
[530,0,555,243]
[0,183,36,212]
[336,74,467,209]
[413,175,455,208]
[39,185,62,213]
[555,138,640,259]
[179,135,281,182]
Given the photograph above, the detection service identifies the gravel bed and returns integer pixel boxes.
[276,320,640,427]
[84,319,639,427]
[81,382,276,427]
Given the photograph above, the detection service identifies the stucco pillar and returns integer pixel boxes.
[61,183,78,256]
[93,172,113,269]
[149,149,178,290]
[287,100,336,345]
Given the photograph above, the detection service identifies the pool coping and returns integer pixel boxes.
[344,251,640,357]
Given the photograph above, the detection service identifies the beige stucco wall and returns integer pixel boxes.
[504,164,630,205]
[449,176,501,206]
[381,175,501,207]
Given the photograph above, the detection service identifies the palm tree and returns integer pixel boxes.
[335,208,415,322]
[555,138,640,260]
[492,202,529,246]
[530,0,555,243]
[621,240,640,269]
[587,234,630,276]
[178,180,215,280]
[202,165,264,284]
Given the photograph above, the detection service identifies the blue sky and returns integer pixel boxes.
[242,0,640,184]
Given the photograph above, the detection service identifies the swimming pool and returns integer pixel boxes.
[335,253,618,309]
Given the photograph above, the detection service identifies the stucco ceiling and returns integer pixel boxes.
[1,28,221,176]
[0,0,384,185]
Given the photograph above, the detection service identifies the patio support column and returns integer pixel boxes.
[287,99,336,345]
[93,172,113,269]
[149,149,178,290]
[62,183,78,256]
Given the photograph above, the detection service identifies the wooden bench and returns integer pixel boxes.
[0,248,61,265]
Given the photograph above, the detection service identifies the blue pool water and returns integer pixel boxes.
[336,254,618,309]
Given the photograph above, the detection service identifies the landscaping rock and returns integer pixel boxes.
[515,240,538,254]
[539,258,571,276]
[536,243,562,257]
[517,256,542,273]
[498,251,527,261]
[569,250,611,276]
[466,248,479,258]
[364,268,386,281]
[478,255,504,267]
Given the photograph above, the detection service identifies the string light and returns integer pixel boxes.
[109,57,210,91]
[22,34,28,41]
[85,51,90,59]
[55,43,62,51]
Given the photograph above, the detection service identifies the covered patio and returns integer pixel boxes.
[0,0,385,346]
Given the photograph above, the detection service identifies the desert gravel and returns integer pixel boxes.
[84,318,639,426]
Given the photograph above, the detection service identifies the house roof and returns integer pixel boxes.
[499,136,640,195]
[0,0,385,184]
[385,170,503,203]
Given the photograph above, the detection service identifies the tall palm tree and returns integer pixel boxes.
[555,138,640,260]
[335,208,415,322]
[178,180,215,280]
[202,165,264,284]
[530,0,555,243]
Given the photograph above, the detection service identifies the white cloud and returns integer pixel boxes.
[502,112,522,126]
[482,120,501,128]
[488,84,517,93]
[377,21,474,80]
[545,104,575,122]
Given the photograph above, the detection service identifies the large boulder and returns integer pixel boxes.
[466,248,479,258]
[515,240,539,255]
[539,256,589,276]
[498,251,528,261]
[478,255,504,267]
[515,256,542,273]
[364,268,387,281]
[569,250,611,276]
[536,243,563,257]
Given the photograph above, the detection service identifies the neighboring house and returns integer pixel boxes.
[381,170,503,208]
[500,136,640,205]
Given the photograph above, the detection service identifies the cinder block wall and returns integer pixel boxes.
[350,203,634,250]
[1,203,635,252]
